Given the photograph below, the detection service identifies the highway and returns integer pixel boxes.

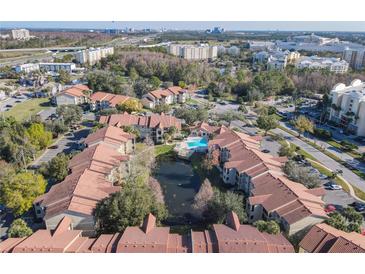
[0,46,86,52]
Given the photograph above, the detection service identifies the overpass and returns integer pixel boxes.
[0,46,86,53]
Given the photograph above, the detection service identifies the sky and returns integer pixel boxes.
[1,21,365,32]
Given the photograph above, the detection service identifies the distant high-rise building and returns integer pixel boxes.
[75,47,114,66]
[343,48,365,70]
[206,27,225,34]
[168,44,217,60]
[329,79,365,136]
[11,29,30,40]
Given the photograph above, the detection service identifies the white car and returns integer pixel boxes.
[325,183,342,190]
[319,174,328,180]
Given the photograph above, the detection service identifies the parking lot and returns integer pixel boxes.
[0,93,30,112]
[30,127,92,168]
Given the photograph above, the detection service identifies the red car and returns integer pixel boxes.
[325,204,344,213]
[325,204,336,213]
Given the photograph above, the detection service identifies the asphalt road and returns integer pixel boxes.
[272,127,365,193]
[37,107,56,121]
[230,118,357,207]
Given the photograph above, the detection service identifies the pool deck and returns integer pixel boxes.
[175,136,208,159]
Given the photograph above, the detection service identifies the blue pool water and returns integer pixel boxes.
[186,137,208,148]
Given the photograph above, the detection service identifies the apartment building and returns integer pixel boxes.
[296,56,349,73]
[329,79,365,136]
[190,122,228,138]
[299,223,365,253]
[90,91,132,110]
[142,86,188,109]
[248,41,275,51]
[218,46,240,56]
[11,28,30,40]
[14,63,40,73]
[39,62,76,73]
[99,112,181,144]
[267,54,288,71]
[55,84,91,106]
[293,33,339,45]
[253,49,300,70]
[33,126,135,236]
[208,129,327,235]
[75,47,114,66]
[0,211,294,253]
[343,48,365,70]
[168,44,218,60]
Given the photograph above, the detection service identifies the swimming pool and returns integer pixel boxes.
[186,137,208,149]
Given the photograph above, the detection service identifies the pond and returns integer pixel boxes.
[154,159,202,226]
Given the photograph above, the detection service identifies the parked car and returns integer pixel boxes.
[319,174,328,180]
[324,182,342,190]
[5,104,12,108]
[349,202,365,212]
[0,204,6,215]
[325,204,344,213]
[48,145,59,149]
[261,149,270,153]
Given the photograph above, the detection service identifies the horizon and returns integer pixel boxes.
[1,21,365,32]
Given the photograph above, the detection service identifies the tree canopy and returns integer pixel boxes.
[256,114,279,135]
[56,105,83,126]
[294,115,314,137]
[7,219,33,238]
[174,106,208,125]
[94,183,167,234]
[325,207,363,233]
[0,172,46,216]
[26,123,52,150]
[254,220,281,235]
[116,98,142,113]
[204,189,247,224]
[39,153,69,183]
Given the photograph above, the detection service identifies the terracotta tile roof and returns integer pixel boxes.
[84,126,134,148]
[167,234,190,253]
[100,113,181,130]
[209,128,326,226]
[191,230,216,253]
[0,237,26,253]
[41,165,120,218]
[300,223,365,253]
[59,84,90,98]
[1,212,295,253]
[190,122,221,134]
[305,187,326,197]
[251,172,326,224]
[167,86,185,95]
[12,217,82,253]
[90,234,116,253]
[68,143,127,175]
[116,214,171,253]
[90,91,131,107]
[212,212,294,253]
[149,89,172,99]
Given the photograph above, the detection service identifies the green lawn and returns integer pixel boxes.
[154,144,176,158]
[4,98,51,121]
[327,139,362,159]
